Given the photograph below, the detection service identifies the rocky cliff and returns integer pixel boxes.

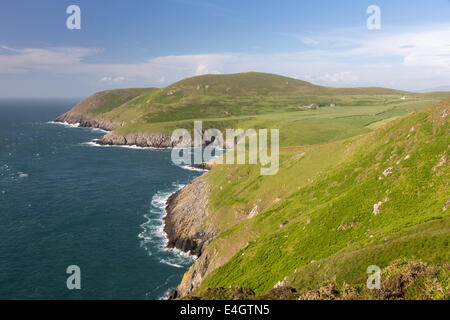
[97,132,177,148]
[56,111,186,148]
[55,111,121,131]
[164,176,218,257]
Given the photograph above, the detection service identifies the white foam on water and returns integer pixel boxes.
[180,165,207,172]
[90,128,109,133]
[138,183,197,268]
[48,121,80,128]
[48,121,109,133]
[81,140,171,151]
[158,288,174,301]
[81,141,99,147]
[17,172,28,178]
[159,259,183,268]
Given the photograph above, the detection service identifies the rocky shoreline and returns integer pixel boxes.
[55,111,219,298]
[163,176,217,257]
[96,132,177,148]
[55,112,121,132]
[163,176,221,299]
[55,112,178,148]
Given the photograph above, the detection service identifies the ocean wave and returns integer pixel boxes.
[81,140,171,151]
[47,121,80,128]
[138,183,197,267]
[179,165,208,172]
[17,172,28,178]
[158,289,173,301]
[159,259,183,268]
[48,121,109,133]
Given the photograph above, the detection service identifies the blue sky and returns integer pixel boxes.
[1,0,450,97]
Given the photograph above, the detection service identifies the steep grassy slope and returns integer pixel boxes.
[180,98,449,298]
[189,259,449,300]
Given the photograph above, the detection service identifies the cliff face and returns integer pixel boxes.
[164,176,218,257]
[55,112,121,132]
[56,111,185,148]
[97,132,176,148]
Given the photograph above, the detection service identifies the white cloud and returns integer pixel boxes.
[0,24,449,92]
[100,76,126,82]
[334,25,450,68]
[315,72,359,85]
[0,46,98,73]
[279,33,320,46]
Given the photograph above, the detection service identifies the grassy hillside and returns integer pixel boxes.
[67,87,158,116]
[63,72,445,148]
[189,98,449,298]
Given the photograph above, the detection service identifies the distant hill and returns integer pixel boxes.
[56,72,426,147]
[165,72,408,96]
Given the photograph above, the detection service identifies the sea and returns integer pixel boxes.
[0,99,204,299]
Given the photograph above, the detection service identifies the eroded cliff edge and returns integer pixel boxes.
[163,175,227,298]
[55,111,121,131]
[97,132,176,148]
[55,111,180,148]
[164,176,218,257]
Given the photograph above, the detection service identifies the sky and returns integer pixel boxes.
[0,0,449,98]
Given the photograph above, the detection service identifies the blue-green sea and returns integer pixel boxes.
[0,99,203,299]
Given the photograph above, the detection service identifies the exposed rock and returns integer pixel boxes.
[164,176,218,257]
[178,247,213,297]
[97,131,231,149]
[248,205,259,219]
[97,132,180,148]
[433,154,447,172]
[373,201,383,215]
[443,198,450,212]
[167,289,178,300]
[190,157,221,171]
[55,112,121,131]
[273,276,288,289]
[379,167,393,180]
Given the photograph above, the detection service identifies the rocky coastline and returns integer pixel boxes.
[96,132,177,148]
[55,112,121,132]
[163,176,217,257]
[56,110,221,298]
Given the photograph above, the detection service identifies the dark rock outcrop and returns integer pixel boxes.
[55,112,121,131]
[164,177,217,257]
[167,289,178,300]
[97,132,178,148]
